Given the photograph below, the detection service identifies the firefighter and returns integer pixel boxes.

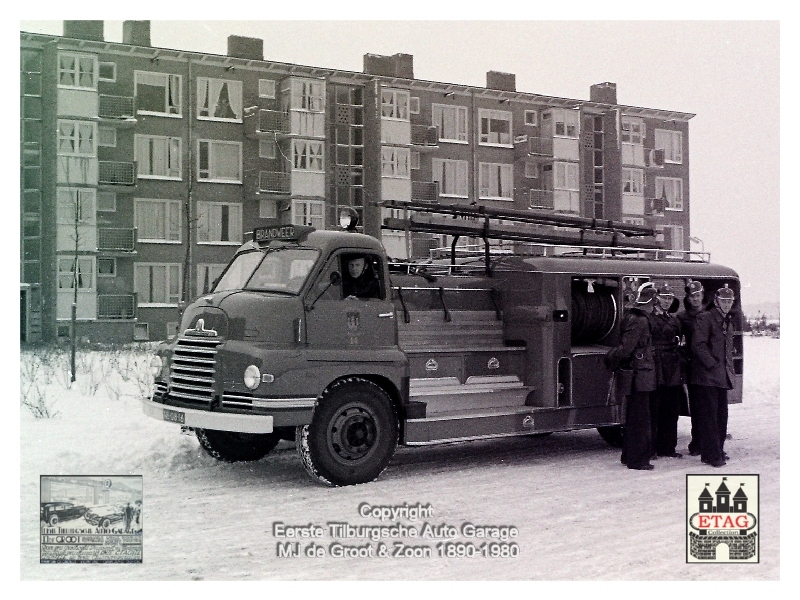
[343,255,380,299]
[605,283,658,471]
[678,280,706,456]
[649,284,683,459]
[689,285,736,468]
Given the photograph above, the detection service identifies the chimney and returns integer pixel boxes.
[63,21,104,42]
[590,82,617,105]
[123,20,151,47]
[228,35,264,61]
[363,53,414,79]
[486,71,516,92]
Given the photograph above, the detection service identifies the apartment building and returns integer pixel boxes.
[20,21,693,344]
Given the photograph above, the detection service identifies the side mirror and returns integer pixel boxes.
[308,271,341,311]
[330,271,341,286]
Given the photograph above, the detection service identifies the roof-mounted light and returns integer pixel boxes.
[339,207,359,231]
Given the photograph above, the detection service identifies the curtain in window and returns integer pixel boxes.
[136,201,165,240]
[79,57,94,88]
[58,122,75,153]
[78,124,94,154]
[212,143,240,180]
[59,55,75,85]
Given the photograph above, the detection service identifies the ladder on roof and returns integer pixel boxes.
[378,200,664,274]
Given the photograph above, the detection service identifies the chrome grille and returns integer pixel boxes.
[169,337,220,406]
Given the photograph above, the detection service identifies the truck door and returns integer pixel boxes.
[304,251,396,351]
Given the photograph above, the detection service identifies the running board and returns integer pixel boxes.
[403,404,622,445]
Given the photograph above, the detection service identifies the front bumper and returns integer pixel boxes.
[142,397,275,433]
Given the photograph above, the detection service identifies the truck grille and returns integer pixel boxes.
[169,337,220,407]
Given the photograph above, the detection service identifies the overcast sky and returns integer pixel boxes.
[19,18,781,306]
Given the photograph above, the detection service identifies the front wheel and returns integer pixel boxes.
[597,425,625,448]
[48,515,58,527]
[297,378,398,486]
[196,429,281,462]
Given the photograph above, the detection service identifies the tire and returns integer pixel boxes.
[101,518,111,529]
[196,429,281,462]
[297,378,398,486]
[598,425,625,448]
[48,515,58,527]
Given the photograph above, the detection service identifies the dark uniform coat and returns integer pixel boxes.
[690,307,735,389]
[649,310,683,387]
[605,306,656,392]
[677,300,704,379]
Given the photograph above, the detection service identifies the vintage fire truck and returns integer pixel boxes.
[142,202,742,486]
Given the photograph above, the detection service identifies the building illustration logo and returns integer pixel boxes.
[686,474,759,563]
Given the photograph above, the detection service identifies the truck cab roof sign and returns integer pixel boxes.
[252,224,315,244]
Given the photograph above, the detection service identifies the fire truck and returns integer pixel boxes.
[142,202,742,486]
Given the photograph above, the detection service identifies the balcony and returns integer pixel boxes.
[99,161,136,186]
[98,294,136,320]
[527,189,554,210]
[98,228,136,253]
[258,171,291,195]
[98,95,136,125]
[411,180,438,203]
[515,135,554,159]
[411,125,438,149]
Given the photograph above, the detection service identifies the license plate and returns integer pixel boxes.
[163,408,185,424]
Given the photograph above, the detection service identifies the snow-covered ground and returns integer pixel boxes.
[20,337,780,580]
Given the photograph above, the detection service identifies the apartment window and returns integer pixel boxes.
[621,117,645,145]
[292,140,324,172]
[135,71,182,116]
[197,78,243,121]
[381,89,410,120]
[259,199,278,219]
[623,217,645,226]
[134,198,181,243]
[409,97,420,114]
[432,158,468,197]
[663,225,685,253]
[135,135,182,179]
[98,62,116,82]
[198,140,242,182]
[259,79,276,99]
[197,201,242,244]
[381,147,410,178]
[98,258,116,277]
[622,168,644,195]
[410,151,420,170]
[197,264,227,294]
[524,110,538,126]
[432,104,468,142]
[479,109,512,146]
[296,80,324,112]
[292,199,325,229]
[57,120,96,156]
[524,162,539,179]
[97,191,116,213]
[655,177,684,211]
[98,126,116,148]
[551,108,580,138]
[58,258,94,290]
[57,189,95,224]
[135,263,182,306]
[259,139,276,159]
[554,162,579,191]
[655,129,683,163]
[58,53,96,89]
[479,163,513,200]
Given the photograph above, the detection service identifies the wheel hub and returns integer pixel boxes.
[328,405,377,461]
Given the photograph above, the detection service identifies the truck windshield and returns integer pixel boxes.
[213,248,320,295]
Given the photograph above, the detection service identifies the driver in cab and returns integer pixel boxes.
[342,255,380,299]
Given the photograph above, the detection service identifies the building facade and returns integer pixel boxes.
[20,21,693,344]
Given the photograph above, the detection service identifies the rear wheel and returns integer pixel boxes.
[297,378,398,486]
[196,429,281,462]
[597,425,625,448]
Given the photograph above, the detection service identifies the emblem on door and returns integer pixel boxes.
[346,311,360,331]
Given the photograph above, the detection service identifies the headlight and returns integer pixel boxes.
[244,365,261,390]
[149,355,163,377]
